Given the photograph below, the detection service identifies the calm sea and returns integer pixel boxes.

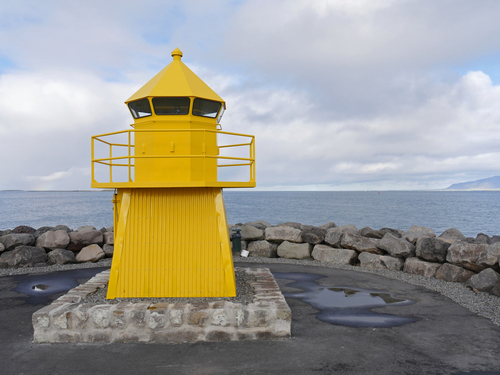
[1,190,499,238]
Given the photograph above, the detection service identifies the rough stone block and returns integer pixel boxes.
[277,241,312,259]
[311,244,357,264]
[403,257,441,277]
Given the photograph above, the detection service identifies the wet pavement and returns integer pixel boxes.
[1,262,500,374]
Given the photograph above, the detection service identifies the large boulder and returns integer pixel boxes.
[265,226,302,243]
[403,225,436,245]
[333,224,358,234]
[277,222,302,229]
[403,257,441,278]
[240,225,264,241]
[36,230,70,251]
[358,252,404,271]
[318,222,337,231]
[11,225,36,234]
[379,228,403,238]
[76,244,105,263]
[0,246,47,268]
[0,243,4,252]
[244,220,272,230]
[301,225,326,245]
[103,244,114,258]
[341,233,382,254]
[435,263,475,283]
[473,233,491,244]
[33,226,55,238]
[104,232,114,245]
[438,228,466,244]
[359,227,384,239]
[247,240,277,258]
[415,237,450,263]
[68,230,104,252]
[47,249,76,264]
[311,244,357,265]
[465,268,500,293]
[446,241,500,272]
[277,241,312,260]
[77,225,97,233]
[377,233,415,259]
[53,225,72,233]
[324,229,344,248]
[0,233,36,251]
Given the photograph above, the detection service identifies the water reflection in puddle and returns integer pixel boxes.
[13,267,108,305]
[273,272,417,328]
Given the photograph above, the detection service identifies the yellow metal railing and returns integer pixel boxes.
[91,128,255,188]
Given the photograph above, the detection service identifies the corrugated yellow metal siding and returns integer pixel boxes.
[107,187,235,298]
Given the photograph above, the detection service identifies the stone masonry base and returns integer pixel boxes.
[32,267,292,343]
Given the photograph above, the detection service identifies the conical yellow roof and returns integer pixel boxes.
[125,48,224,103]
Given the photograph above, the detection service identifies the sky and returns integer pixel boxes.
[1,0,500,191]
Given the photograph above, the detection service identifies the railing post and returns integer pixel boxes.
[128,130,132,182]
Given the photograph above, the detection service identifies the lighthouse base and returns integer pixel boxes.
[107,187,236,299]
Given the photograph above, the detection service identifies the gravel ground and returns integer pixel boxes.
[81,268,256,305]
[1,256,499,326]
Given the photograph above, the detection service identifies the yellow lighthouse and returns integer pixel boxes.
[91,48,255,299]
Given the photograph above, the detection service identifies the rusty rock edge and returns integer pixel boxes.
[32,267,291,344]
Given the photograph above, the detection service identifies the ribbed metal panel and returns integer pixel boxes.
[107,187,236,298]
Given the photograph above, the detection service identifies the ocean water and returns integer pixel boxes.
[0,190,499,238]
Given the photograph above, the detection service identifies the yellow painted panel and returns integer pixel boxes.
[107,187,236,298]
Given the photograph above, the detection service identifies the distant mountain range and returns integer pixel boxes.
[445,176,500,190]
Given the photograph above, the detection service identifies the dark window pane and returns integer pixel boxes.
[192,98,221,119]
[128,99,152,119]
[152,97,190,115]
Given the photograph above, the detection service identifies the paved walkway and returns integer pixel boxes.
[1,262,499,375]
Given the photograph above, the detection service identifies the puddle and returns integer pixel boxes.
[13,267,109,305]
[273,272,417,328]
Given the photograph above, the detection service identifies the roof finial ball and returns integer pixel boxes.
[171,47,183,61]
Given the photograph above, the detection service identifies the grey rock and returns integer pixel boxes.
[53,225,72,233]
[47,249,76,264]
[0,230,11,236]
[0,243,4,252]
[435,263,475,283]
[311,244,357,265]
[99,227,107,234]
[103,244,114,258]
[277,222,302,230]
[277,241,312,260]
[377,233,415,259]
[446,241,500,272]
[475,233,491,244]
[301,225,326,245]
[33,226,55,238]
[341,232,382,254]
[106,226,114,233]
[318,222,337,231]
[265,226,302,243]
[0,246,47,268]
[403,257,441,278]
[438,228,466,244]
[12,225,36,234]
[359,227,384,239]
[358,252,404,271]
[76,244,105,263]
[403,225,436,245]
[36,230,70,251]
[490,235,500,244]
[416,237,451,263]
[104,232,114,245]
[240,225,264,241]
[465,268,500,293]
[333,224,358,234]
[247,240,277,258]
[379,228,403,238]
[324,229,344,248]
[244,220,271,230]
[68,230,104,252]
[77,225,97,233]
[0,233,36,251]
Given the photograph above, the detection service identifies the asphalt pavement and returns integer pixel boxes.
[1,262,499,375]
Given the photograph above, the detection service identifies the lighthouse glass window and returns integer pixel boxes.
[128,99,152,118]
[192,98,222,119]
[152,97,190,115]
